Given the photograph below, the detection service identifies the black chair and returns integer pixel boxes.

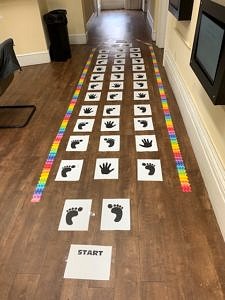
[0,38,36,128]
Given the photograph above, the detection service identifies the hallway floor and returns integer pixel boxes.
[1,10,225,300]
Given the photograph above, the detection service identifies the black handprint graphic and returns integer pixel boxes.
[78,122,88,130]
[139,139,153,148]
[116,60,122,64]
[142,163,155,175]
[88,94,97,99]
[137,93,146,98]
[104,138,115,147]
[105,121,116,128]
[110,93,118,99]
[138,120,148,127]
[137,106,146,113]
[100,162,114,174]
[71,139,83,149]
[106,107,115,114]
[83,107,93,114]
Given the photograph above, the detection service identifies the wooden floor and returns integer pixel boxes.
[1,10,225,300]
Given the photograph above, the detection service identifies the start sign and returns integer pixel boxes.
[64,244,112,280]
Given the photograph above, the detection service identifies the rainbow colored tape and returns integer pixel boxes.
[149,45,191,192]
[31,49,96,203]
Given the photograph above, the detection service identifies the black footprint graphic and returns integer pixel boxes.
[138,106,146,113]
[61,165,75,177]
[66,207,83,225]
[137,82,144,87]
[78,122,88,130]
[116,67,121,70]
[104,138,115,147]
[142,163,155,175]
[138,120,148,127]
[108,204,123,222]
[71,139,83,149]
[106,107,115,114]
[110,93,118,99]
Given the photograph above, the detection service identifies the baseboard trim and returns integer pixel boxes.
[86,12,96,28]
[17,51,50,67]
[164,49,225,240]
[147,10,156,41]
[69,33,87,44]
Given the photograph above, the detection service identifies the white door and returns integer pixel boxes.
[101,0,124,9]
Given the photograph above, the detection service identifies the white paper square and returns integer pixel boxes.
[90,74,104,81]
[58,199,92,231]
[73,119,95,132]
[96,59,108,65]
[94,158,119,179]
[99,135,120,151]
[130,47,141,52]
[107,91,123,101]
[101,199,130,230]
[55,160,83,181]
[103,105,120,116]
[132,65,145,71]
[109,81,124,90]
[110,73,124,81]
[101,118,120,131]
[132,58,144,64]
[134,104,152,116]
[114,53,126,58]
[134,117,154,131]
[115,48,126,53]
[88,82,103,91]
[114,59,125,65]
[112,65,124,72]
[85,92,101,101]
[130,53,142,58]
[99,49,110,54]
[97,54,109,59]
[64,244,112,280]
[135,135,158,152]
[137,159,163,181]
[66,135,89,152]
[133,81,148,90]
[93,66,106,73]
[134,90,150,100]
[133,73,147,80]
[79,105,98,117]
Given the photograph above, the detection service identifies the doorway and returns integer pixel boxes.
[101,0,142,10]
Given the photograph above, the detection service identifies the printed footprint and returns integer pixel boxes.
[66,207,83,225]
[71,139,83,149]
[138,120,148,127]
[61,165,75,177]
[142,163,155,175]
[138,106,146,113]
[106,107,115,114]
[110,93,118,100]
[108,204,123,222]
[104,138,115,148]
[78,122,88,130]
[137,82,144,87]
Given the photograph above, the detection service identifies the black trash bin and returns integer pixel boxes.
[44,9,71,61]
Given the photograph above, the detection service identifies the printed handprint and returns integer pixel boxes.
[138,120,148,127]
[104,138,115,147]
[137,93,146,98]
[100,162,114,174]
[139,139,152,148]
[83,107,93,114]
[88,94,97,99]
[112,83,121,88]
[105,121,116,128]
[142,163,155,175]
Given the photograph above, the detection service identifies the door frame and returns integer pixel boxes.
[156,0,169,48]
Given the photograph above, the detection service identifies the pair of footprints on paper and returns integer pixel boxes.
[66,204,123,225]
[70,138,115,150]
[61,161,156,177]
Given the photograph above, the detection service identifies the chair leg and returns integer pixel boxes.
[0,105,36,128]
